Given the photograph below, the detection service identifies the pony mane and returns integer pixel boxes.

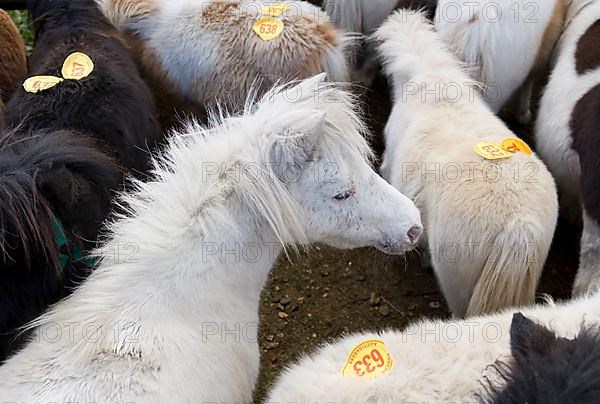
[101,74,371,256]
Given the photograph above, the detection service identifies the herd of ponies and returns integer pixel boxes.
[0,0,598,402]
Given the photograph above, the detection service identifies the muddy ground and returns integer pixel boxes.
[254,75,581,402]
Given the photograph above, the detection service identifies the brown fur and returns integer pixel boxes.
[197,2,342,108]
[534,0,568,74]
[0,9,27,105]
[575,19,600,75]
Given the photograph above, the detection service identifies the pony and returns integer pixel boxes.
[0,8,27,126]
[95,0,349,124]
[377,10,558,316]
[478,313,600,404]
[0,74,422,404]
[0,0,162,361]
[434,0,567,122]
[535,0,600,297]
[266,290,600,404]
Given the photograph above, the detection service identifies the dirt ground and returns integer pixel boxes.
[254,74,581,402]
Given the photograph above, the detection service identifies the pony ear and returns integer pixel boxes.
[36,163,82,210]
[510,312,558,359]
[269,113,327,182]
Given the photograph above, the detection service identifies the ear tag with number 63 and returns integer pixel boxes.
[341,339,394,380]
[474,142,514,160]
[253,17,284,41]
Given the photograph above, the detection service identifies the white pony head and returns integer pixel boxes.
[232,74,422,254]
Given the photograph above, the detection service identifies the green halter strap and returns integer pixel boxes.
[51,217,98,270]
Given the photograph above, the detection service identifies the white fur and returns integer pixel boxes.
[535,0,600,296]
[267,290,600,403]
[0,76,422,403]
[435,0,562,114]
[97,0,349,111]
[378,10,558,316]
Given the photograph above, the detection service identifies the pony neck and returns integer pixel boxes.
[40,133,288,334]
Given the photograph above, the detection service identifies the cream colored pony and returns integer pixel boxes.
[379,10,558,316]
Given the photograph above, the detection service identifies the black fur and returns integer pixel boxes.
[575,20,600,75]
[480,313,600,404]
[571,84,600,226]
[0,0,162,361]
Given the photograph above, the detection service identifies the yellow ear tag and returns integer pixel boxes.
[253,17,284,41]
[23,76,64,93]
[500,137,533,156]
[260,3,291,16]
[61,52,94,80]
[341,339,394,380]
[474,142,514,160]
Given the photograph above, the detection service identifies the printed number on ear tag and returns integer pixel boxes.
[474,142,514,160]
[253,18,284,41]
[61,52,94,80]
[261,3,291,16]
[23,76,64,93]
[341,339,394,380]
[500,137,533,156]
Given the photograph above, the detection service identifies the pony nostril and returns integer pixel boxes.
[407,225,423,244]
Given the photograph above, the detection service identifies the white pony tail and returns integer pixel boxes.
[376,10,467,85]
[467,221,546,316]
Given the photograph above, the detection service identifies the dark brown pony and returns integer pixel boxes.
[0,0,162,361]
[0,9,27,127]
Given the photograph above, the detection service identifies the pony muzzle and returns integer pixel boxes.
[375,225,423,255]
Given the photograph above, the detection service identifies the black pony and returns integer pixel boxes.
[480,313,600,404]
[0,0,162,361]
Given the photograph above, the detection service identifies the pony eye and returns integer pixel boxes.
[333,190,354,201]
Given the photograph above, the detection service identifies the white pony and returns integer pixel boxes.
[96,0,349,113]
[435,0,566,121]
[266,289,600,403]
[378,10,558,316]
[0,75,422,403]
[535,0,600,296]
